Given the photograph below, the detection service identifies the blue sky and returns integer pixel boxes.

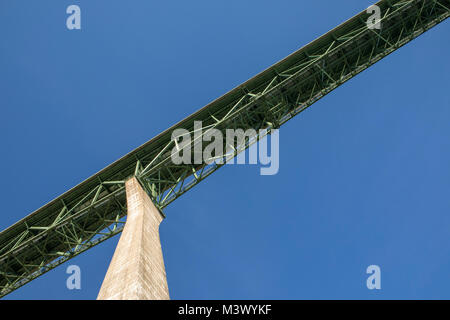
[0,1,449,299]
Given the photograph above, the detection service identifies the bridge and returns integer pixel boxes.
[0,0,448,298]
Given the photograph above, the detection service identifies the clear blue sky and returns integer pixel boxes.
[0,1,449,300]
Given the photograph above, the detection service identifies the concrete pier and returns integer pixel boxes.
[97,177,170,300]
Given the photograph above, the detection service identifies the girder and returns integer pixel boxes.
[0,0,448,297]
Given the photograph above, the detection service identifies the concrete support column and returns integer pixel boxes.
[97,177,170,300]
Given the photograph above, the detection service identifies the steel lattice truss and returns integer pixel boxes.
[0,0,448,297]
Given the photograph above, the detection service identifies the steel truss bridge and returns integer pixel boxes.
[0,0,448,298]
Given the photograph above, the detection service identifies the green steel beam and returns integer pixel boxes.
[0,0,448,297]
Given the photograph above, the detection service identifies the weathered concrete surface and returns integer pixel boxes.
[97,177,170,300]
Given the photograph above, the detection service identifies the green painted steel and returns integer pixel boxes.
[0,0,448,297]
